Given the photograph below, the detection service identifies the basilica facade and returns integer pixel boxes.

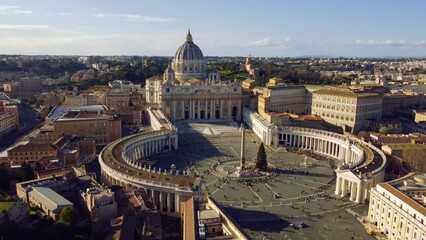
[145,31,243,122]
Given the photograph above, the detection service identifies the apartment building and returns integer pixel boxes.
[258,78,308,117]
[368,174,426,240]
[53,110,121,145]
[311,87,382,133]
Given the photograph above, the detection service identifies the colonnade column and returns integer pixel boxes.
[181,101,185,120]
[198,100,201,119]
[205,100,208,119]
[167,192,171,212]
[172,101,177,122]
[341,179,348,197]
[335,176,342,195]
[356,181,364,203]
[220,99,223,119]
[350,182,357,201]
[175,194,180,213]
[159,191,163,211]
[211,100,215,119]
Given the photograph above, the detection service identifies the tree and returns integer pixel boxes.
[0,164,11,191]
[35,162,43,172]
[58,207,77,227]
[21,163,35,181]
[256,143,267,172]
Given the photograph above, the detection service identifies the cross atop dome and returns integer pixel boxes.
[186,29,193,42]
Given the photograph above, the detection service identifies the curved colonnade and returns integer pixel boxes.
[243,108,387,204]
[99,129,200,215]
[278,127,387,203]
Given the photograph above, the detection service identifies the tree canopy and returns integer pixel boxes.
[256,143,267,172]
[59,207,77,227]
[20,163,35,182]
[0,164,11,191]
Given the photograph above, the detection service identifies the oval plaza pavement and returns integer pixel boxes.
[99,107,387,224]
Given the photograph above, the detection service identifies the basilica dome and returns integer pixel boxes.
[174,31,204,61]
[172,30,207,81]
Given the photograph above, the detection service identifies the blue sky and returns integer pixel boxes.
[0,0,425,57]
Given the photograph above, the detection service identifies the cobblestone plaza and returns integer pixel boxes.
[143,121,374,239]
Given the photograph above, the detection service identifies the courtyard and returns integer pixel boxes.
[143,121,373,240]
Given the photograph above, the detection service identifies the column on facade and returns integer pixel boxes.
[153,140,156,154]
[345,145,351,164]
[220,99,224,119]
[198,100,201,120]
[146,142,150,156]
[151,190,156,205]
[189,100,193,119]
[356,181,364,203]
[175,194,180,213]
[350,181,357,201]
[211,100,215,119]
[159,191,163,211]
[172,101,177,122]
[205,99,208,119]
[167,192,171,212]
[237,99,242,120]
[181,101,185,120]
[228,100,232,119]
[341,179,348,197]
[335,176,342,195]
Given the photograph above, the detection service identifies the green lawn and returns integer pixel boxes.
[0,201,16,212]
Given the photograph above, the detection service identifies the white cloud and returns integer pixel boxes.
[93,13,176,22]
[246,37,292,49]
[0,24,50,30]
[414,41,426,46]
[247,37,271,46]
[351,39,407,47]
[0,5,32,14]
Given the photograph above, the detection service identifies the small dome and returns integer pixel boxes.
[174,30,204,61]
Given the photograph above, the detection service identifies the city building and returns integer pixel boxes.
[65,91,106,106]
[370,133,426,144]
[365,119,403,134]
[45,105,108,124]
[111,106,143,125]
[381,141,426,172]
[7,143,58,166]
[108,80,140,91]
[27,186,73,220]
[80,187,117,229]
[16,176,76,204]
[258,78,309,117]
[382,92,425,118]
[53,110,121,145]
[368,173,426,240]
[198,209,222,238]
[106,89,131,108]
[0,111,17,137]
[0,200,29,225]
[181,196,250,240]
[415,111,426,123]
[0,102,19,137]
[311,87,382,133]
[3,77,43,97]
[145,31,243,122]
